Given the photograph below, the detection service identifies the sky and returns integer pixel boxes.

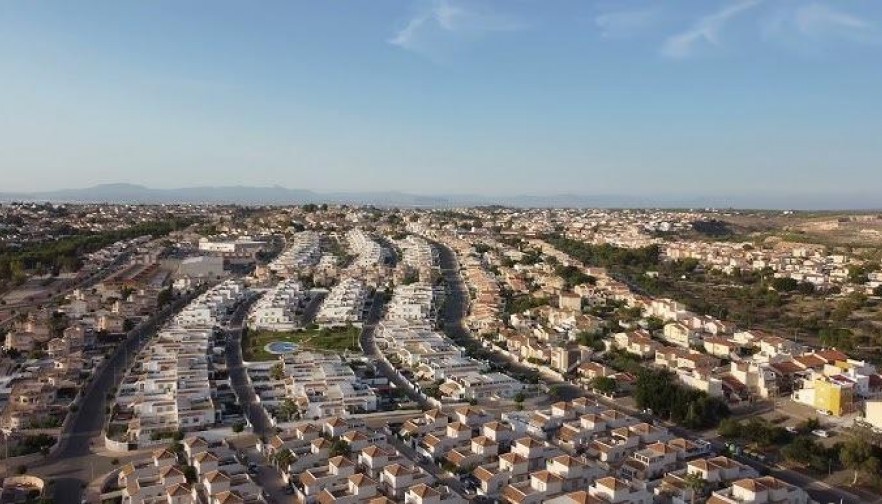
[1,0,881,202]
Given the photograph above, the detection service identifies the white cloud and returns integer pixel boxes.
[662,0,763,59]
[761,2,879,50]
[595,8,658,39]
[389,0,523,57]
[795,3,869,35]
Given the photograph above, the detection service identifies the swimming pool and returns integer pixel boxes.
[265,341,299,354]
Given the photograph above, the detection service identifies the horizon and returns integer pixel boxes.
[1,181,881,211]
[2,1,881,198]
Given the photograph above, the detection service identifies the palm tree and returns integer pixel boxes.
[273,448,293,471]
[683,472,708,504]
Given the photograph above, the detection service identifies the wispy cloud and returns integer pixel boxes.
[595,8,658,39]
[389,0,523,58]
[761,2,879,51]
[795,3,868,34]
[661,0,763,59]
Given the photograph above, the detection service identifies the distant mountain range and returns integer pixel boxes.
[0,183,877,210]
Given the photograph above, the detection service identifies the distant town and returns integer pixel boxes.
[2,203,882,504]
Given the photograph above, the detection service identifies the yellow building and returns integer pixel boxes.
[813,377,855,416]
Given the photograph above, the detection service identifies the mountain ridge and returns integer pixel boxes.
[0,183,878,210]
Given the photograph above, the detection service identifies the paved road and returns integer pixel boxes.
[29,291,198,504]
[431,240,555,389]
[300,290,327,325]
[226,293,275,438]
[359,294,431,409]
[434,238,870,504]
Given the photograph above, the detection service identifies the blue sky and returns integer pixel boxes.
[1,0,881,201]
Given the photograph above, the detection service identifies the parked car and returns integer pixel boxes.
[812,429,830,438]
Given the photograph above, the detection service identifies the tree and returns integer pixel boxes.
[874,285,882,297]
[848,265,871,284]
[840,435,881,485]
[781,436,837,473]
[269,362,285,381]
[576,331,606,352]
[717,418,742,439]
[330,439,351,458]
[683,473,708,504]
[157,286,173,307]
[797,417,820,434]
[796,281,816,295]
[548,384,565,400]
[591,376,618,396]
[183,465,197,483]
[276,399,299,422]
[273,448,293,470]
[770,277,799,292]
[232,421,246,433]
[634,368,729,429]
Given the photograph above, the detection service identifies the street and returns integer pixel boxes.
[29,291,198,504]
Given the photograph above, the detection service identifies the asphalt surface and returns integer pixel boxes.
[30,291,198,504]
[359,293,431,409]
[431,238,871,504]
[226,293,275,438]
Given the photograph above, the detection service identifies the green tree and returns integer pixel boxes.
[683,473,708,504]
[770,277,799,292]
[183,465,197,483]
[276,399,299,422]
[717,418,742,439]
[330,439,351,458]
[270,362,285,381]
[590,376,618,396]
[577,330,607,351]
[840,435,881,485]
[273,448,293,470]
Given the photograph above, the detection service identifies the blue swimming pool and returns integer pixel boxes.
[265,341,299,354]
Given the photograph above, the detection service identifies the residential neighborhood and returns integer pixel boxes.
[2,204,882,504]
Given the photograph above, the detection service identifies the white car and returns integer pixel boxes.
[785,426,798,434]
[812,429,830,438]
[816,409,831,416]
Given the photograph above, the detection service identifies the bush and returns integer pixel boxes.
[771,277,799,292]
[634,368,729,429]
[719,418,791,447]
[232,421,246,433]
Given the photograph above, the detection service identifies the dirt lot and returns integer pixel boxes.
[716,212,882,250]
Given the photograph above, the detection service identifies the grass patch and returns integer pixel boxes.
[243,326,361,361]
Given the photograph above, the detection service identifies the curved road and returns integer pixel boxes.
[30,291,198,504]
[431,237,870,504]
[225,293,275,438]
[359,293,431,410]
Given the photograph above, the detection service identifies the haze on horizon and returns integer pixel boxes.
[1,0,881,203]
